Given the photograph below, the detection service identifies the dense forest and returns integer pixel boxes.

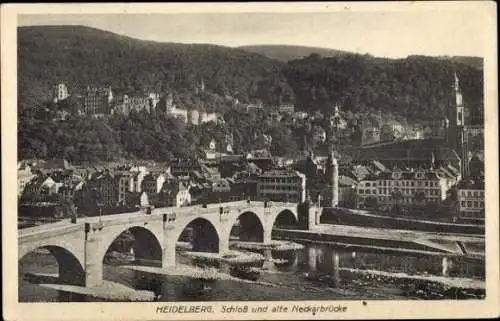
[18,109,316,163]
[17,26,484,163]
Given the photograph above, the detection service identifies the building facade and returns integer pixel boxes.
[114,93,160,115]
[79,86,114,115]
[53,83,69,103]
[257,170,306,203]
[141,173,166,196]
[457,179,485,221]
[362,127,381,145]
[356,168,453,211]
[18,163,36,198]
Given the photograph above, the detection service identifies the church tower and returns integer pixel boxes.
[447,72,469,178]
[453,72,465,127]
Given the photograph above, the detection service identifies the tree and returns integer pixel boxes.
[390,189,404,216]
[364,196,378,210]
[414,190,426,204]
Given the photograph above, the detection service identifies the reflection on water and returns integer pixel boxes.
[19,243,485,302]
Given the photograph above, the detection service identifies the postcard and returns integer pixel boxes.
[2,2,498,320]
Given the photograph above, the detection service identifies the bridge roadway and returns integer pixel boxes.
[19,200,303,288]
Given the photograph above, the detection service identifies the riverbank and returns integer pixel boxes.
[273,224,484,259]
[341,268,485,299]
[322,207,484,235]
[28,273,155,301]
[121,264,287,288]
[231,240,304,251]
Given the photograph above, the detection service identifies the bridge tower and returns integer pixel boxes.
[326,150,339,207]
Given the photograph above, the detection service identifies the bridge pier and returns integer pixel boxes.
[308,246,317,272]
[85,235,104,288]
[162,229,176,267]
[331,250,341,287]
[263,227,272,245]
[219,236,230,255]
[262,249,275,271]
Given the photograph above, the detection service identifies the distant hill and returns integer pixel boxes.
[239,45,351,61]
[18,25,484,163]
[437,56,484,71]
[18,25,290,112]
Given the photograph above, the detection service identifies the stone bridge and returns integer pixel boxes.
[19,201,304,287]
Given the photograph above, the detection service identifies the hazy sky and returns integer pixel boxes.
[18,10,488,58]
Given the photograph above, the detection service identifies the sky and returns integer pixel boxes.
[18,9,489,58]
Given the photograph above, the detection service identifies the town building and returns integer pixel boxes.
[245,101,264,112]
[362,126,381,145]
[168,160,201,178]
[446,72,470,178]
[114,92,160,115]
[354,139,462,172]
[141,173,166,196]
[176,182,192,207]
[39,158,73,174]
[355,167,454,211]
[257,170,306,203]
[278,103,295,114]
[329,104,347,130]
[211,178,231,193]
[21,175,59,202]
[52,82,69,103]
[312,125,327,144]
[403,125,425,140]
[18,163,36,198]
[457,178,485,222]
[79,86,114,115]
[380,121,405,141]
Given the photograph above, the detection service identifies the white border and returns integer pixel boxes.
[2,2,498,320]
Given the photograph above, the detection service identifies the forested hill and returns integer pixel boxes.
[17,26,484,162]
[18,25,290,111]
[283,54,483,122]
[238,45,350,61]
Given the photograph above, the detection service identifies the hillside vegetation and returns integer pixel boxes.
[238,45,350,62]
[17,26,484,162]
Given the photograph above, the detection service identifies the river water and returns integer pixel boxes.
[19,243,485,302]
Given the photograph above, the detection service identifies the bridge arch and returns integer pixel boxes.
[173,216,221,253]
[19,245,86,286]
[271,209,299,229]
[228,211,265,243]
[96,224,163,267]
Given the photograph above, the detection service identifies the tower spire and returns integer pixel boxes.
[453,71,460,92]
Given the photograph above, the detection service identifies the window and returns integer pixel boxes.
[411,182,415,187]
[425,182,429,187]
[461,201,466,207]
[467,201,473,207]
[480,201,484,208]
[473,201,479,208]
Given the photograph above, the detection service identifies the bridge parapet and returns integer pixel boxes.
[19,223,84,243]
